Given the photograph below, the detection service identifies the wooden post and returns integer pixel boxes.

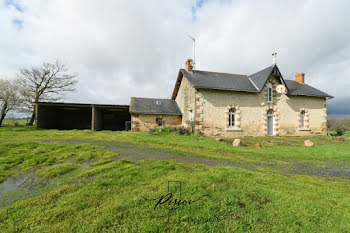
[35,103,38,128]
[91,105,95,131]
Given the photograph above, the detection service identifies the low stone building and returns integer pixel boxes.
[129,97,182,131]
[130,59,333,136]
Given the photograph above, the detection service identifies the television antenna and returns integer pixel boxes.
[272,52,277,64]
[188,35,196,68]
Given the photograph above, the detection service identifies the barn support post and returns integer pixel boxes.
[91,105,95,131]
[35,103,39,128]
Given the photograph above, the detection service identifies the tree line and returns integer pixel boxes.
[0,60,77,127]
[327,118,350,135]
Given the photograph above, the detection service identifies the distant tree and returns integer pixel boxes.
[327,117,350,137]
[18,60,78,126]
[0,79,22,127]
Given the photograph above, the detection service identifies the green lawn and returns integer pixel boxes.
[1,126,350,161]
[1,119,28,126]
[1,126,350,232]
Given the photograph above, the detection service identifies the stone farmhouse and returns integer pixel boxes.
[129,59,333,136]
[36,58,333,137]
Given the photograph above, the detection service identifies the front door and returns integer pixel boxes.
[267,110,274,135]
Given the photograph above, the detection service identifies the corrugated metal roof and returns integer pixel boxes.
[36,102,129,108]
[129,97,182,115]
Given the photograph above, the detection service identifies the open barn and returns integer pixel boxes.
[35,102,131,131]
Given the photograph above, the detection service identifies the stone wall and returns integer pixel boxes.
[175,77,195,127]
[131,114,182,131]
[192,75,327,137]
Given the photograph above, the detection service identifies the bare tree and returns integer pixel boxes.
[0,79,22,127]
[18,60,78,126]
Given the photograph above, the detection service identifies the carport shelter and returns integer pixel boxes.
[35,102,131,131]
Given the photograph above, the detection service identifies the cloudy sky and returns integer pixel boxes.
[1,0,349,117]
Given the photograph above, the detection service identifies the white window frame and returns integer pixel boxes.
[229,108,235,128]
[267,83,273,103]
[300,111,305,128]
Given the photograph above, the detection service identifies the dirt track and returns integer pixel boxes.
[57,139,350,180]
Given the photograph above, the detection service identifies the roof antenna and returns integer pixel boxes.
[188,35,196,68]
[272,52,277,65]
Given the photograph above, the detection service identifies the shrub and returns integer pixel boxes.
[336,128,345,136]
[156,127,173,133]
[148,128,155,134]
[173,126,190,135]
[148,127,173,134]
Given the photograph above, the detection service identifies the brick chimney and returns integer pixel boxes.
[185,59,193,73]
[295,73,305,84]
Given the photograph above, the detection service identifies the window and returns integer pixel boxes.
[188,110,193,121]
[267,83,273,103]
[300,111,305,128]
[229,108,235,127]
[156,117,163,127]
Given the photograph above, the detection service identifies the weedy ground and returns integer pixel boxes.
[0,126,350,232]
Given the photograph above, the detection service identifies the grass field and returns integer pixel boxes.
[1,126,350,232]
[1,119,28,126]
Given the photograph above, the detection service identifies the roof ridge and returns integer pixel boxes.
[131,97,173,100]
[194,69,247,76]
[247,65,274,77]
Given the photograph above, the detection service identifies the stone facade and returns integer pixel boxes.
[179,75,327,137]
[131,59,330,137]
[131,114,182,131]
[175,77,196,128]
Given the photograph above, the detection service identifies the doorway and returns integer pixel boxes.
[267,110,274,135]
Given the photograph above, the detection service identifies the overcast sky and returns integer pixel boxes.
[1,0,349,117]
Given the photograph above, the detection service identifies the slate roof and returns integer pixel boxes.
[247,65,275,91]
[284,80,332,98]
[129,97,182,115]
[180,69,256,92]
[172,64,333,99]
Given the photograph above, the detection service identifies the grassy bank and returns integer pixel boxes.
[1,126,350,232]
[1,126,350,161]
[1,159,350,232]
[0,140,118,183]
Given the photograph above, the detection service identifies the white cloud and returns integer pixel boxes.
[0,0,349,115]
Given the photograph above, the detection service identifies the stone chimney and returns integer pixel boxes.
[295,73,305,84]
[185,59,193,73]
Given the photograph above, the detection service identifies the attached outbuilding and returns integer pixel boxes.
[35,102,131,131]
[129,97,182,131]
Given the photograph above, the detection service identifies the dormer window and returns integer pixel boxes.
[267,83,273,103]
